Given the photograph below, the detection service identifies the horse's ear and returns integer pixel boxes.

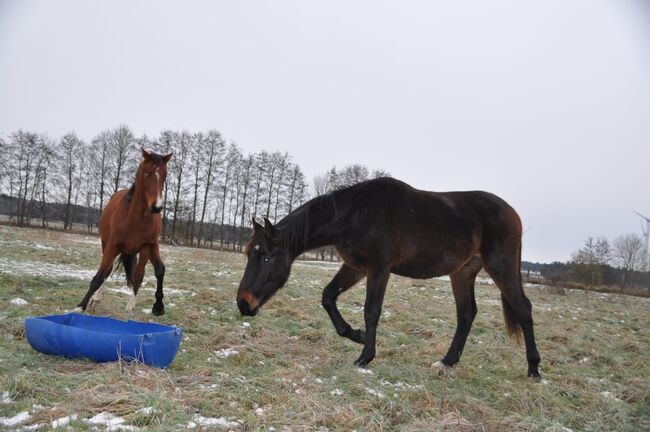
[141,147,152,160]
[162,153,173,163]
[263,217,275,233]
[252,217,263,233]
[263,217,277,241]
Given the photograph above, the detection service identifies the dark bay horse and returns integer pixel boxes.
[76,149,172,316]
[236,177,541,377]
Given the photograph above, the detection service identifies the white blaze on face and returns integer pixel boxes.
[254,244,260,250]
[155,168,163,207]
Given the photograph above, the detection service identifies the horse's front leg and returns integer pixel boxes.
[77,246,119,312]
[322,264,366,344]
[148,243,166,316]
[354,265,391,368]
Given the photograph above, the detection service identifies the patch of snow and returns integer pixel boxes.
[10,298,28,306]
[578,357,590,364]
[1,391,13,404]
[600,391,622,402]
[241,322,250,328]
[0,411,31,427]
[254,407,265,416]
[0,257,96,280]
[379,379,424,391]
[356,368,373,375]
[190,415,241,429]
[365,387,386,398]
[51,414,78,429]
[136,407,156,415]
[87,412,126,429]
[330,388,344,396]
[215,348,239,358]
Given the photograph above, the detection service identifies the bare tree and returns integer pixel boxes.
[613,233,644,286]
[109,125,135,194]
[168,131,191,242]
[237,154,255,250]
[59,132,84,230]
[89,131,111,216]
[219,142,240,248]
[197,130,225,247]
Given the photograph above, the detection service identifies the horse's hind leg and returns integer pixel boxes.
[148,243,165,316]
[483,244,541,378]
[126,250,148,311]
[77,246,119,312]
[439,256,482,367]
[321,264,366,344]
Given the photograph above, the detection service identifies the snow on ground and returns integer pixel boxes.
[1,391,13,404]
[10,298,28,306]
[51,414,78,429]
[187,415,241,429]
[215,348,239,358]
[0,411,31,427]
[0,257,96,280]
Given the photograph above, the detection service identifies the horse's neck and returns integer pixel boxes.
[126,183,149,220]
[282,195,342,259]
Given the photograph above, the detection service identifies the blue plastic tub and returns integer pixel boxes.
[24,313,183,368]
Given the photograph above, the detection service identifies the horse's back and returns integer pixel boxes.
[336,178,521,277]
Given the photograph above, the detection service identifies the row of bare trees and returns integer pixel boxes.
[570,235,648,287]
[0,127,309,251]
[0,127,391,256]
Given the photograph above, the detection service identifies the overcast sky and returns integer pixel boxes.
[1,0,649,263]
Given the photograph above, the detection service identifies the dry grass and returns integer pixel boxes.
[0,225,649,431]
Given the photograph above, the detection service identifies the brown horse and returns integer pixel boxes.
[236,177,541,377]
[77,149,172,316]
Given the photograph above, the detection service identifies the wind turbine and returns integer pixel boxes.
[634,211,650,272]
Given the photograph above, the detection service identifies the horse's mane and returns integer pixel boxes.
[276,192,338,256]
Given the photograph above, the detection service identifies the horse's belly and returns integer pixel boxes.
[391,261,452,279]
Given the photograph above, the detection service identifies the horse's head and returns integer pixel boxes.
[237,218,292,316]
[138,148,172,213]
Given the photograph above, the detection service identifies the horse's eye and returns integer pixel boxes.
[144,172,151,177]
[264,257,270,262]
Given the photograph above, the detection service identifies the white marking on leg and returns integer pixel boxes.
[91,286,104,303]
[126,293,137,311]
[72,307,83,313]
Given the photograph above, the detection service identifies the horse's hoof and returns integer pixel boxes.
[432,360,453,377]
[528,370,542,380]
[353,353,374,368]
[152,304,165,316]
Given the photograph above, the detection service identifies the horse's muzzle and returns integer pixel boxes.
[237,298,258,316]
[151,205,163,214]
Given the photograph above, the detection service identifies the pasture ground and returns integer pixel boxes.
[0,225,648,431]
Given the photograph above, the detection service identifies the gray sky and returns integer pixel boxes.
[1,0,649,263]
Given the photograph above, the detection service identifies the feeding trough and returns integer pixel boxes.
[24,313,183,368]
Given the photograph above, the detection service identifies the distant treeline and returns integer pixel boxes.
[0,126,388,252]
[521,260,650,292]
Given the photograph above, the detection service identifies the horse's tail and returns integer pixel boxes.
[114,254,137,288]
[501,294,522,342]
[500,235,524,342]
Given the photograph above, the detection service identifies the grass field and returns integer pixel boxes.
[0,225,648,431]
